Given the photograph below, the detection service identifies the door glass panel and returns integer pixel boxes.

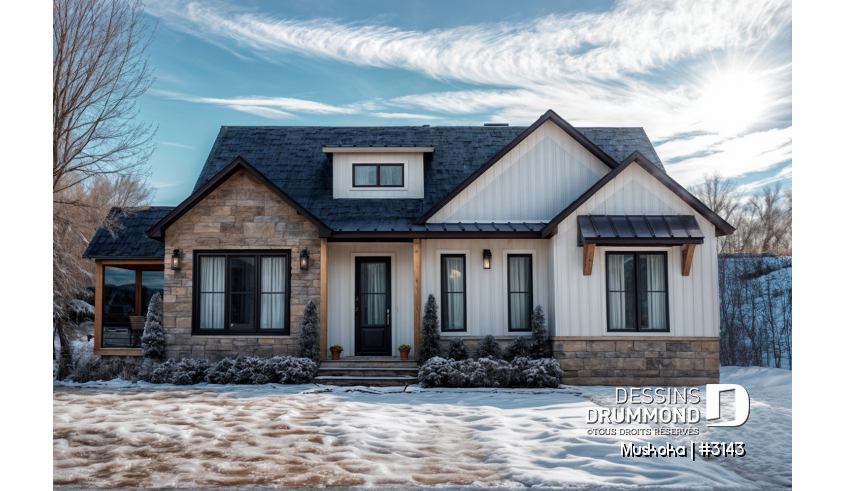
[360,261,386,326]
[102,266,136,347]
[229,257,255,329]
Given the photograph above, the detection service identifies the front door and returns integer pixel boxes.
[355,256,391,356]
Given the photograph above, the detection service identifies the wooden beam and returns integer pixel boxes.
[681,244,695,276]
[134,271,143,315]
[413,238,422,360]
[319,238,328,361]
[582,244,596,275]
[94,260,104,351]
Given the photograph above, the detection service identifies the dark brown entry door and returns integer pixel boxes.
[355,257,391,356]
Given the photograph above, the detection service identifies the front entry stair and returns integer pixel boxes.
[315,357,418,387]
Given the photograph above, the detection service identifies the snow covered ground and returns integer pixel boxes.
[54,367,790,489]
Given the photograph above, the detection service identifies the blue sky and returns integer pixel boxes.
[138,0,792,206]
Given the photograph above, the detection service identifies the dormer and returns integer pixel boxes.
[322,145,434,199]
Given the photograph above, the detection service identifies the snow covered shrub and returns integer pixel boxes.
[418,294,442,363]
[503,336,531,361]
[70,355,138,383]
[137,358,176,384]
[476,335,503,360]
[170,358,210,385]
[528,305,552,359]
[67,298,95,326]
[418,357,460,388]
[446,337,470,360]
[297,299,321,363]
[511,357,564,388]
[141,293,165,360]
[467,357,514,387]
[266,356,319,384]
[232,356,271,384]
[205,357,238,384]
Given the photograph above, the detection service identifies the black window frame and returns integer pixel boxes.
[440,254,467,332]
[352,163,405,188]
[605,251,670,333]
[506,253,533,332]
[192,249,292,335]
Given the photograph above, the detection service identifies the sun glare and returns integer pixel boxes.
[693,68,771,136]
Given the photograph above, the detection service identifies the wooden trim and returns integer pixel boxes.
[94,261,104,351]
[413,238,422,359]
[94,348,143,356]
[583,244,595,275]
[134,271,143,315]
[320,238,328,361]
[681,244,695,276]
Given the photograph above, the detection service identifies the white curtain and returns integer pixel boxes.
[445,257,465,330]
[260,256,286,330]
[508,256,530,330]
[364,262,386,325]
[380,165,403,186]
[644,254,667,329]
[607,254,628,330]
[200,257,225,330]
[354,165,377,186]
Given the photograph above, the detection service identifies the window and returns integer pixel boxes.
[507,254,533,331]
[194,250,291,334]
[352,164,404,187]
[606,252,669,332]
[102,266,164,348]
[441,254,466,331]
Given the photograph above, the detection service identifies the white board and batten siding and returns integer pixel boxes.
[420,239,550,337]
[326,242,415,357]
[332,151,425,199]
[429,121,608,223]
[550,163,720,338]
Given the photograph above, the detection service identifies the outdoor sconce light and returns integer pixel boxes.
[482,249,492,269]
[300,248,310,270]
[171,249,182,270]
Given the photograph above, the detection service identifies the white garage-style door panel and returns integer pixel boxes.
[430,121,608,223]
[551,162,720,338]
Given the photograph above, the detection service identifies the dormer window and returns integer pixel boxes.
[353,164,404,188]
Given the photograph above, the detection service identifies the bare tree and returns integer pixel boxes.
[747,184,792,255]
[53,0,156,379]
[690,172,742,253]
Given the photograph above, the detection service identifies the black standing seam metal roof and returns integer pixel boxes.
[577,215,704,246]
[192,125,664,232]
[83,207,174,259]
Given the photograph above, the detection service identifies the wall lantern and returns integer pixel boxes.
[300,248,310,270]
[482,249,492,269]
[171,249,182,270]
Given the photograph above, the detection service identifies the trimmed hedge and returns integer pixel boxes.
[418,356,563,388]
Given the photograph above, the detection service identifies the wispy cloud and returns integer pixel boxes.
[159,141,193,149]
[148,0,792,189]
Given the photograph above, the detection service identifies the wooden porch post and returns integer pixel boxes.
[94,260,104,351]
[319,238,328,361]
[413,238,422,360]
[681,244,695,276]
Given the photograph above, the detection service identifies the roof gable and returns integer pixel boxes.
[148,156,331,239]
[540,151,736,237]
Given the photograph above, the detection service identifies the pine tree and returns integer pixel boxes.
[446,337,470,360]
[476,335,503,360]
[418,294,442,363]
[297,299,321,363]
[503,336,531,361]
[528,305,552,359]
[141,292,165,359]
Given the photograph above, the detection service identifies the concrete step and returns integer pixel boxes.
[318,367,418,378]
[314,375,416,387]
[320,360,418,369]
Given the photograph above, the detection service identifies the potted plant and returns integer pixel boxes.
[398,344,412,360]
[329,344,343,360]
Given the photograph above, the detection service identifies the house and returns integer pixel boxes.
[83,110,733,386]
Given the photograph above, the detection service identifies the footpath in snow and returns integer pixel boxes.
[53,366,790,489]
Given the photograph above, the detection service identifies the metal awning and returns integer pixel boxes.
[577,215,704,246]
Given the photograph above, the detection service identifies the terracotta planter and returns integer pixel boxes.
[331,351,341,360]
[399,350,410,360]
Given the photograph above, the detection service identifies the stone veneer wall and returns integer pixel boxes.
[553,337,720,386]
[163,169,321,361]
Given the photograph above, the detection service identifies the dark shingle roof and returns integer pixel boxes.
[193,126,664,231]
[83,207,174,259]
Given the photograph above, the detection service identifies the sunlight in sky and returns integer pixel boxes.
[694,68,772,136]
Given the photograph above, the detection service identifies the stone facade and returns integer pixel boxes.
[553,337,720,386]
[162,169,321,361]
